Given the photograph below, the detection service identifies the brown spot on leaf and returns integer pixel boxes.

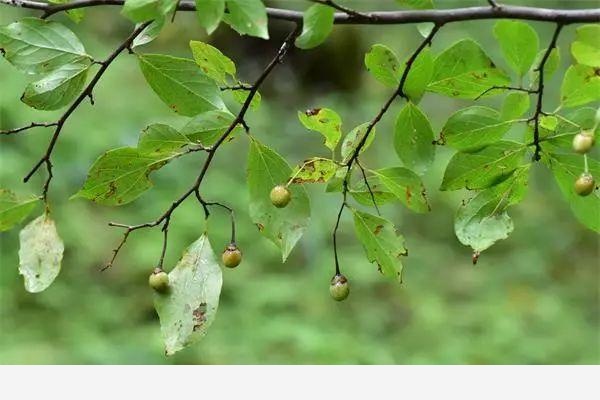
[373,224,383,235]
[305,108,321,116]
[192,303,207,332]
[472,251,480,265]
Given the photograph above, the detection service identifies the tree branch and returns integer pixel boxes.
[330,24,442,278]
[0,122,58,135]
[308,0,370,19]
[104,25,301,270]
[1,1,599,24]
[531,23,564,161]
[19,22,151,203]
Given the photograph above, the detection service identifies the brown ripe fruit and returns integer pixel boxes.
[149,268,169,293]
[574,173,595,196]
[572,130,595,154]
[270,185,291,208]
[329,274,350,301]
[222,243,242,268]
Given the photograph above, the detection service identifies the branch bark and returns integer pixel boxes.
[1,0,599,24]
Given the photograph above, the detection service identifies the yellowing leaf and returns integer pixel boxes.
[18,214,64,293]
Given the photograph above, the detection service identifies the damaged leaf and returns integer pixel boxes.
[352,209,407,281]
[18,214,64,293]
[154,234,222,355]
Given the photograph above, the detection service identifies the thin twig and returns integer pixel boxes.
[356,160,380,216]
[0,122,58,136]
[308,0,371,19]
[332,168,350,276]
[531,23,563,161]
[196,193,236,243]
[474,85,537,101]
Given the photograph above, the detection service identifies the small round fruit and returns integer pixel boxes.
[270,185,291,208]
[574,173,595,196]
[329,274,350,301]
[572,130,595,154]
[222,244,242,268]
[149,268,169,293]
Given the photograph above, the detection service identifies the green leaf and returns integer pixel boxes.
[0,189,39,232]
[180,110,238,146]
[364,45,433,100]
[417,22,434,38]
[21,62,90,111]
[371,167,430,213]
[544,153,599,232]
[571,25,600,67]
[154,234,222,356]
[341,123,376,164]
[48,0,85,23]
[402,48,434,103]
[138,53,225,116]
[18,214,64,293]
[540,115,558,132]
[541,107,599,152]
[297,108,342,151]
[121,0,176,23]
[393,102,434,174]
[455,166,529,252]
[231,87,261,109]
[325,167,346,193]
[501,92,530,121]
[132,19,165,48]
[290,158,339,184]
[295,4,335,50]
[137,124,192,155]
[560,64,600,108]
[189,40,236,84]
[395,0,434,9]
[195,0,225,34]
[441,106,513,151]
[350,176,397,207]
[530,47,560,84]
[440,141,527,191]
[493,20,539,76]
[364,44,401,88]
[223,0,269,40]
[73,147,175,205]
[352,210,407,281]
[247,138,311,261]
[0,18,91,74]
[428,39,510,99]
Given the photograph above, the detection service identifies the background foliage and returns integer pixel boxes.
[0,1,598,364]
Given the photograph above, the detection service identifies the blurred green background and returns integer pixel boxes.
[1,1,598,364]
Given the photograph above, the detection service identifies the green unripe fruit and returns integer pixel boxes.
[270,185,291,208]
[572,130,595,154]
[149,268,169,293]
[574,173,595,196]
[222,244,242,268]
[329,274,350,301]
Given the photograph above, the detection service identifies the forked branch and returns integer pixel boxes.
[103,25,301,271]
